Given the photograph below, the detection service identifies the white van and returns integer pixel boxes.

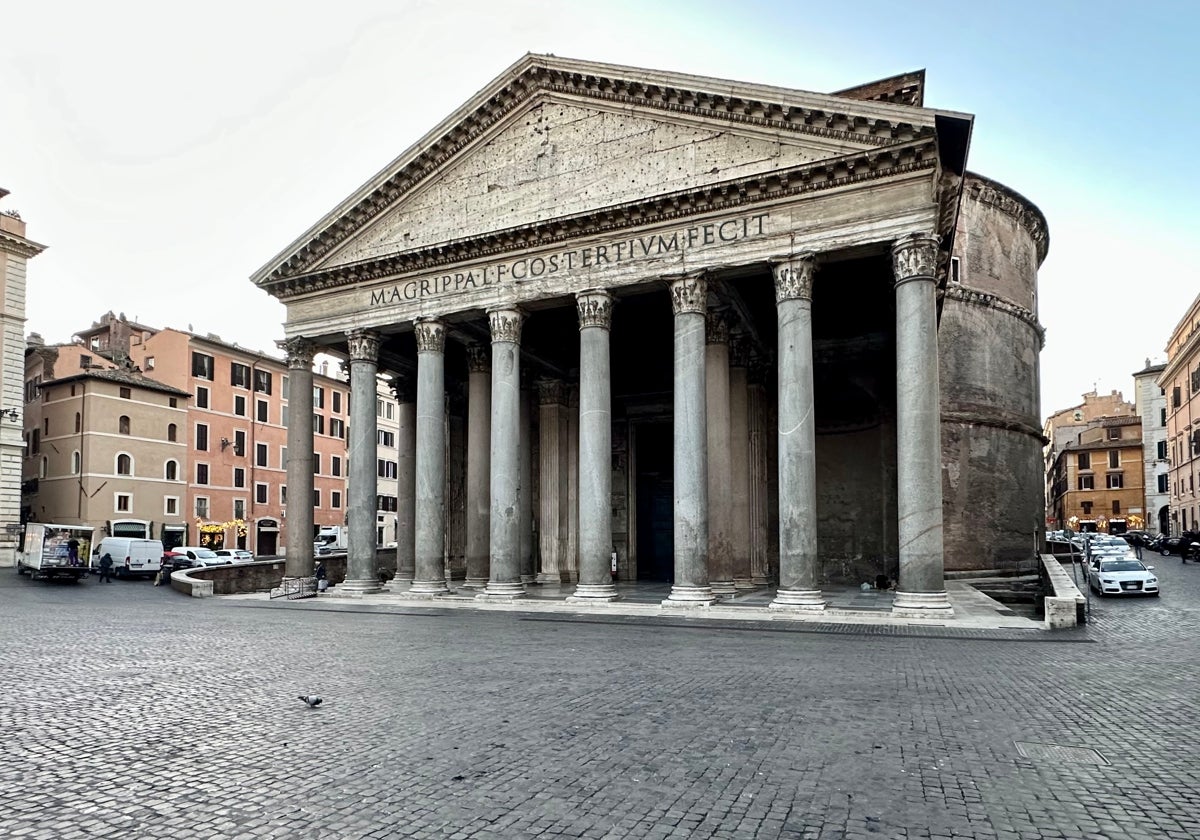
[94,537,165,580]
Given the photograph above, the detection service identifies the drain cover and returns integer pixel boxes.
[1015,741,1109,765]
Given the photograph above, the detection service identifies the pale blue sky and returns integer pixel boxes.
[3,0,1196,414]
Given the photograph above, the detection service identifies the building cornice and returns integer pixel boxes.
[0,227,47,259]
[943,284,1045,347]
[261,138,940,300]
[962,172,1049,265]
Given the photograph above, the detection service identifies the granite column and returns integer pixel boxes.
[481,307,526,599]
[283,338,315,580]
[342,330,383,593]
[410,319,449,596]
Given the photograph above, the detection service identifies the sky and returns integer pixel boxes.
[3,0,1197,416]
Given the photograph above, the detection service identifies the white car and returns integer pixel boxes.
[172,546,230,567]
[215,549,254,562]
[1087,556,1160,597]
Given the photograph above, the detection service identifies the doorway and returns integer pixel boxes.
[634,421,673,582]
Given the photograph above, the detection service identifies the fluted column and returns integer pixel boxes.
[284,338,315,579]
[392,376,416,583]
[518,387,535,583]
[729,338,753,589]
[892,233,952,616]
[537,379,567,583]
[481,307,526,599]
[570,290,619,602]
[664,273,715,607]
[706,309,735,595]
[464,344,491,588]
[340,330,383,593]
[410,319,449,596]
[771,256,825,610]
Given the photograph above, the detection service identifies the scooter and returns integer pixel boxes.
[1183,541,1200,564]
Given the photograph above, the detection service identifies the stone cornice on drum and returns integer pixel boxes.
[261,138,940,300]
[962,172,1049,266]
[942,285,1045,348]
[252,53,969,294]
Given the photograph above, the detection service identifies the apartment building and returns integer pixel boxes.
[1133,361,1169,535]
[1158,293,1200,535]
[1047,415,1145,533]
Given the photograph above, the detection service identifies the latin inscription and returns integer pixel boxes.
[369,212,770,307]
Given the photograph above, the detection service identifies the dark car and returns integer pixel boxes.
[1160,531,1200,556]
[1121,530,1152,547]
[163,551,196,572]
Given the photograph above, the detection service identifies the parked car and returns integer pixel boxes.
[1087,556,1160,597]
[215,549,254,562]
[1159,532,1200,556]
[314,542,333,557]
[170,546,230,567]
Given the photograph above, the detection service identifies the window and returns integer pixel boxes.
[116,453,132,475]
[330,418,345,439]
[332,391,342,414]
[196,424,208,451]
[119,387,131,400]
[196,386,210,409]
[313,489,321,507]
[1108,451,1120,469]
[71,451,81,475]
[168,423,177,442]
[1162,408,1168,427]
[1106,426,1120,440]
[80,354,91,368]
[1077,475,1094,491]
[145,356,156,370]
[119,415,130,435]
[281,447,287,468]
[234,430,246,456]
[1159,474,1170,493]
[1193,368,1200,394]
[1081,501,1093,515]
[1113,500,1121,515]
[39,456,47,478]
[313,386,325,409]
[377,429,395,447]
[332,456,342,477]
[195,497,209,518]
[378,459,397,479]
[255,483,268,504]
[165,497,178,516]
[74,412,81,433]
[197,463,209,485]
[1159,440,1169,460]
[234,394,246,416]
[234,467,245,488]
[169,396,177,408]
[332,491,342,509]
[234,499,246,521]
[231,362,251,388]
[281,405,289,428]
[115,493,131,513]
[313,453,321,475]
[385,402,394,420]
[43,417,48,435]
[1077,452,1090,470]
[1173,386,1182,408]
[314,414,325,435]
[950,256,961,284]
[256,443,268,467]
[377,398,384,418]
[377,495,398,512]
[1106,473,1124,489]
[166,460,178,481]
[192,352,214,380]
[280,485,287,505]
[282,375,289,400]
[31,429,40,454]
[256,400,268,423]
[253,370,272,395]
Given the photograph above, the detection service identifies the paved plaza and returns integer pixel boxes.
[4,559,1200,840]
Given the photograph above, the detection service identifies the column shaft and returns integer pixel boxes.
[482,308,525,598]
[748,374,771,585]
[283,339,315,579]
[395,394,416,582]
[518,388,535,583]
[729,351,753,588]
[342,330,382,593]
[536,381,566,583]
[411,319,448,595]
[465,347,491,588]
[706,311,734,594]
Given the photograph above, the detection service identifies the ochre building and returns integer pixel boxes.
[251,56,1049,616]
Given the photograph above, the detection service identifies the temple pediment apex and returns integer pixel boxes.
[252,55,970,295]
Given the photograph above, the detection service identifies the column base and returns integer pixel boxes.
[535,572,561,584]
[520,574,536,583]
[662,585,716,607]
[750,574,771,586]
[567,583,620,602]
[477,581,527,600]
[339,578,383,595]
[891,589,954,618]
[408,579,449,597]
[770,589,826,610]
[711,579,737,595]
[393,572,415,583]
[733,578,756,590]
[462,577,488,589]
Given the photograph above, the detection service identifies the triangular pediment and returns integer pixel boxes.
[253,55,967,292]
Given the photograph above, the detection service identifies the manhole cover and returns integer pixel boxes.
[1015,741,1109,765]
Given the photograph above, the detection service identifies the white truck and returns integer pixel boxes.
[16,524,97,582]
[314,525,348,554]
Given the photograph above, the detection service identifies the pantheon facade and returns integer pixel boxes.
[252,56,1048,617]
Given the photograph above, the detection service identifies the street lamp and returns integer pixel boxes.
[0,407,18,422]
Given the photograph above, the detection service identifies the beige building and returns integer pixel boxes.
[1047,416,1144,533]
[1,190,46,566]
[1042,389,1136,528]
[1158,293,1200,535]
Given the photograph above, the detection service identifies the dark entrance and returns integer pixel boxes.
[634,421,673,582]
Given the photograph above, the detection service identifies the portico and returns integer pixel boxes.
[254,55,989,618]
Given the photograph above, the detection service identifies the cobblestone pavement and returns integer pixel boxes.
[3,557,1200,840]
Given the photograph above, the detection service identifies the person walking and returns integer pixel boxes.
[67,537,80,566]
[98,552,114,583]
[154,553,172,586]
[315,560,328,593]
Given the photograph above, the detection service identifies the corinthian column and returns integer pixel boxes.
[392,376,416,583]
[464,344,491,589]
[570,290,619,602]
[706,308,735,595]
[771,255,825,610]
[410,319,449,596]
[481,307,526,599]
[664,273,715,607]
[284,338,315,580]
[891,233,953,616]
[519,387,535,583]
[341,330,383,593]
[537,379,568,584]
[729,338,753,589]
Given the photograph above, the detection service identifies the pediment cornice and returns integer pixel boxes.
[261,136,940,299]
[254,55,948,291]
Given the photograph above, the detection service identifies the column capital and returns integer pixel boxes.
[667,273,707,315]
[414,318,445,353]
[346,329,380,362]
[389,374,416,404]
[284,337,316,370]
[771,254,817,302]
[537,378,567,406]
[487,306,524,344]
[891,233,940,283]
[466,343,491,373]
[705,309,730,345]
[576,289,614,330]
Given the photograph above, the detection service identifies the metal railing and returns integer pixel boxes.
[269,576,317,600]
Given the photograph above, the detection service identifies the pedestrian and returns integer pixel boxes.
[67,537,80,566]
[154,553,171,586]
[1135,539,1143,560]
[98,552,114,583]
[315,560,328,593]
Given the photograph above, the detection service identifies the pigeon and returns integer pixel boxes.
[298,694,323,708]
